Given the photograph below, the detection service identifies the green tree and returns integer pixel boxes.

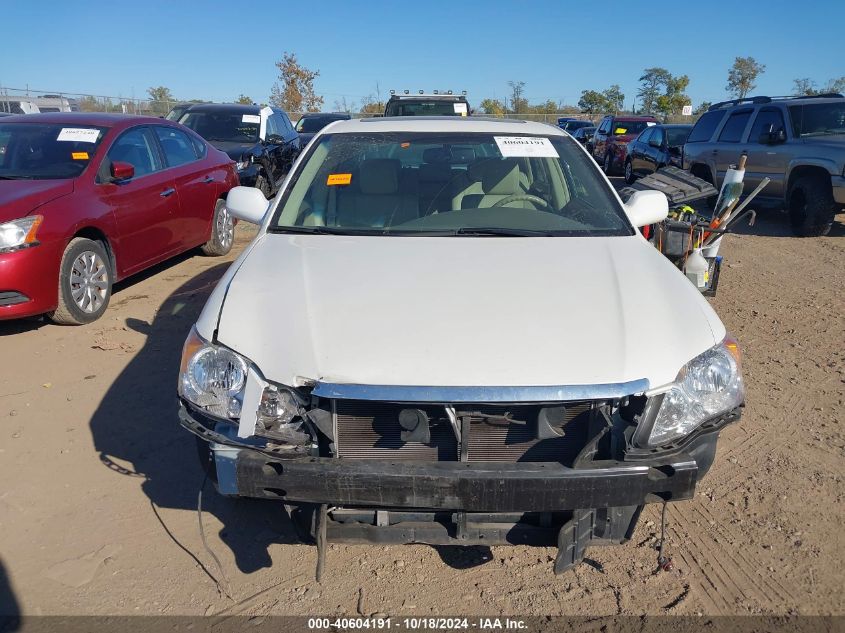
[693,101,712,116]
[577,90,609,115]
[78,95,101,112]
[726,56,765,99]
[507,80,527,114]
[236,94,253,105]
[602,85,625,113]
[146,86,175,115]
[270,52,324,113]
[637,68,671,114]
[479,98,507,116]
[655,74,691,117]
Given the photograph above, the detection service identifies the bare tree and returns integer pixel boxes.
[508,81,527,114]
[270,52,324,112]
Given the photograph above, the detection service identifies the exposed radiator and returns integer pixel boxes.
[334,400,595,463]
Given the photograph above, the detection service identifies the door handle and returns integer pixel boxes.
[160,188,176,197]
[204,176,214,183]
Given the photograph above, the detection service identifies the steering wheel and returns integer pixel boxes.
[491,194,550,209]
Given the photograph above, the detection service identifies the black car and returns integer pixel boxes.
[295,112,351,146]
[560,119,594,134]
[624,124,692,184]
[384,92,470,117]
[572,125,596,147]
[179,103,300,198]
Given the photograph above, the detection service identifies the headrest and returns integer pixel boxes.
[359,159,400,195]
[423,147,450,164]
[467,159,521,195]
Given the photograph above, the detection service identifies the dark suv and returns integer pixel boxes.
[591,115,659,175]
[683,94,845,236]
[384,92,470,117]
[179,103,300,198]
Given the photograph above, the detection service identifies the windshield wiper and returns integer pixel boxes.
[270,225,384,235]
[452,227,558,237]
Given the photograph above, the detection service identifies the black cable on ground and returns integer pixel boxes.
[198,471,234,600]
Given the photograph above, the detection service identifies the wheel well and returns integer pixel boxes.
[786,165,831,198]
[73,227,116,276]
[690,163,713,183]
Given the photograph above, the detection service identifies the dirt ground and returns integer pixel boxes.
[1,203,843,619]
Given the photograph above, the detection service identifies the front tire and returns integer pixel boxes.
[624,159,636,184]
[48,238,112,325]
[201,199,234,256]
[603,151,614,176]
[788,174,837,237]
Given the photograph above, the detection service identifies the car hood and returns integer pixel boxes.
[297,132,316,146]
[210,234,725,392]
[209,141,260,161]
[0,179,75,222]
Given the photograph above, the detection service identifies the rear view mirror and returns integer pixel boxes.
[110,161,135,181]
[624,189,669,228]
[226,186,269,224]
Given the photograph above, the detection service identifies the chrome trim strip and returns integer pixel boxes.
[312,379,650,403]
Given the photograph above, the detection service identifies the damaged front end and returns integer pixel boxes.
[177,327,742,575]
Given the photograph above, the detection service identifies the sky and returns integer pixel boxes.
[2,0,844,110]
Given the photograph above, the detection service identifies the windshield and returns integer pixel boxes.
[296,116,345,133]
[385,100,467,117]
[270,132,633,237]
[0,123,107,180]
[179,111,259,143]
[666,127,691,146]
[612,121,653,136]
[789,102,845,137]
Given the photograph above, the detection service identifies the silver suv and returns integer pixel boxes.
[682,94,845,236]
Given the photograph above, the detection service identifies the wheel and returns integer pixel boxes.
[48,238,112,325]
[624,159,636,184]
[603,151,614,175]
[201,199,234,256]
[788,174,837,237]
[255,172,273,199]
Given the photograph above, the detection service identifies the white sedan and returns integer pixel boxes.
[177,116,744,575]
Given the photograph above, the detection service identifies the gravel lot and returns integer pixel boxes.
[1,200,843,618]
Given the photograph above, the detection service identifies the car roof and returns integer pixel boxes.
[708,93,844,111]
[0,112,166,127]
[300,112,350,118]
[609,115,658,121]
[323,116,566,136]
[184,103,261,114]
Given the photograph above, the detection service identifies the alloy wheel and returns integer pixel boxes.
[217,204,234,249]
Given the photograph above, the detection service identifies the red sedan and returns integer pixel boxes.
[0,113,239,324]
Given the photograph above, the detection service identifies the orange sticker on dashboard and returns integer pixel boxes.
[71,151,89,160]
[327,173,352,186]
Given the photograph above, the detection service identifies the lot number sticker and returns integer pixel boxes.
[56,128,100,143]
[494,136,559,158]
[327,173,352,186]
[453,102,468,115]
[242,114,261,124]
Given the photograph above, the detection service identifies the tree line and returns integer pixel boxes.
[100,53,844,119]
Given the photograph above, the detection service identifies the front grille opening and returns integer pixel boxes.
[334,400,607,464]
[0,291,29,307]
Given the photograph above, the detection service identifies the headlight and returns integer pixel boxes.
[0,215,43,253]
[638,336,744,447]
[178,327,307,444]
[179,327,247,420]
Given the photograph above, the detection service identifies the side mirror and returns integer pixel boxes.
[759,129,786,144]
[110,161,135,182]
[226,186,269,224]
[624,189,669,228]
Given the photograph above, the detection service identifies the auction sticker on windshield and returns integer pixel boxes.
[454,102,468,115]
[495,136,559,158]
[56,128,100,143]
[242,114,261,124]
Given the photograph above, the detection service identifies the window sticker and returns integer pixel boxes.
[453,102,468,115]
[57,128,99,143]
[327,173,352,186]
[242,114,261,124]
[71,151,90,160]
[614,127,628,135]
[494,136,559,158]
